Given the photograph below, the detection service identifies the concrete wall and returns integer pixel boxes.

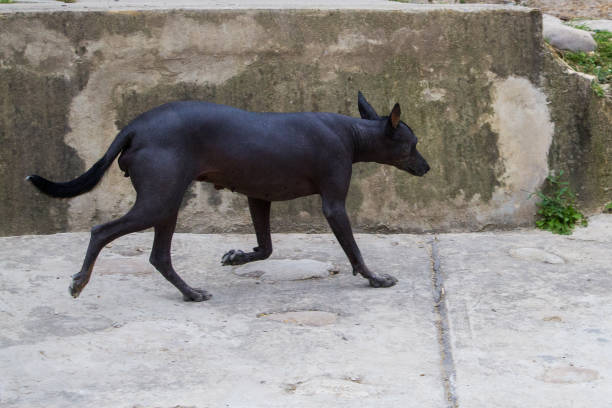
[1,6,610,236]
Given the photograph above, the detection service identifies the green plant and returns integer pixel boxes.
[592,81,605,97]
[0,0,15,4]
[571,24,591,32]
[532,171,587,235]
[604,202,612,213]
[558,29,611,97]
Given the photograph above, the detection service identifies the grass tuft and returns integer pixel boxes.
[532,171,587,235]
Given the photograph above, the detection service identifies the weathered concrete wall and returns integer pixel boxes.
[1,6,610,236]
[542,52,612,216]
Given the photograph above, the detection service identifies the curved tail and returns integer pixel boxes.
[27,130,135,198]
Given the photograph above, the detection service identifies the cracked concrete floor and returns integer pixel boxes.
[1,215,611,407]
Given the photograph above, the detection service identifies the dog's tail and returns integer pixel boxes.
[26,129,135,198]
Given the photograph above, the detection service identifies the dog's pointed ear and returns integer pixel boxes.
[358,91,380,120]
[389,103,401,129]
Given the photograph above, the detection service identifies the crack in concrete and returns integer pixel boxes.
[429,236,459,408]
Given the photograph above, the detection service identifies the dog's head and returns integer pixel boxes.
[358,91,430,177]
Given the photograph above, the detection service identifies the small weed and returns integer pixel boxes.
[532,171,587,235]
[0,0,15,4]
[592,82,605,97]
[571,24,592,31]
[604,202,612,213]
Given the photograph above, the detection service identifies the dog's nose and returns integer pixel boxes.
[420,162,430,176]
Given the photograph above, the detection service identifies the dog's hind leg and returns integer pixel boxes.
[221,197,272,266]
[69,200,159,298]
[150,214,212,302]
[70,151,195,299]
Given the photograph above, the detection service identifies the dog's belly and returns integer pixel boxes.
[236,181,317,201]
[198,173,318,201]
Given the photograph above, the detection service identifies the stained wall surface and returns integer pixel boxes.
[1,5,610,235]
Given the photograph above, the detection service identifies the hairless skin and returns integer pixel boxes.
[27,92,430,301]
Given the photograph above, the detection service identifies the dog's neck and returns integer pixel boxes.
[350,119,387,164]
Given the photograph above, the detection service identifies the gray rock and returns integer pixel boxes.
[570,19,612,33]
[543,14,597,52]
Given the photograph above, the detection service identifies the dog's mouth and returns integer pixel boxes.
[398,162,430,177]
[409,168,428,177]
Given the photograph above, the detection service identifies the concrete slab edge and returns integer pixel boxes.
[0,1,534,14]
[430,237,459,408]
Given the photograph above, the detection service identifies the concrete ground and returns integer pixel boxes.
[0,215,610,408]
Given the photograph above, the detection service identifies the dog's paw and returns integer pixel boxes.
[368,273,398,288]
[183,288,213,302]
[221,249,249,265]
[69,273,88,298]
[68,282,81,298]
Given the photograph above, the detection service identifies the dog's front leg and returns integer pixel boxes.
[222,197,273,266]
[321,195,397,288]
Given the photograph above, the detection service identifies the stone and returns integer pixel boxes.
[233,259,338,282]
[543,14,597,52]
[570,19,612,32]
[508,247,565,264]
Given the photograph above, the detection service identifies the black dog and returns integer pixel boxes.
[27,92,430,301]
